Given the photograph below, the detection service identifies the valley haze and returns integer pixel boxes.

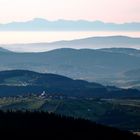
[1,35,140,52]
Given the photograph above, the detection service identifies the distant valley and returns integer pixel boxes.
[0,70,140,131]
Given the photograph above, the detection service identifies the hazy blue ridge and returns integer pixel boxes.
[0,18,140,31]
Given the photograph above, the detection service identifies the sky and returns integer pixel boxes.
[0,0,139,23]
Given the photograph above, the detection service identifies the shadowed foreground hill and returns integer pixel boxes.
[0,111,139,139]
[0,70,140,99]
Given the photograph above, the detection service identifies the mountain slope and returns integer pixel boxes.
[0,47,11,53]
[0,70,103,88]
[0,70,107,97]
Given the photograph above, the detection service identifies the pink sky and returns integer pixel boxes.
[0,0,139,23]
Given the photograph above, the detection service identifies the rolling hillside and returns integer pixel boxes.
[0,46,140,89]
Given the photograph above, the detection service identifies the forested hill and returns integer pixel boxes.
[0,111,139,139]
[0,70,140,98]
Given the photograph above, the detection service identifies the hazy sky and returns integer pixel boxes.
[0,0,139,23]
